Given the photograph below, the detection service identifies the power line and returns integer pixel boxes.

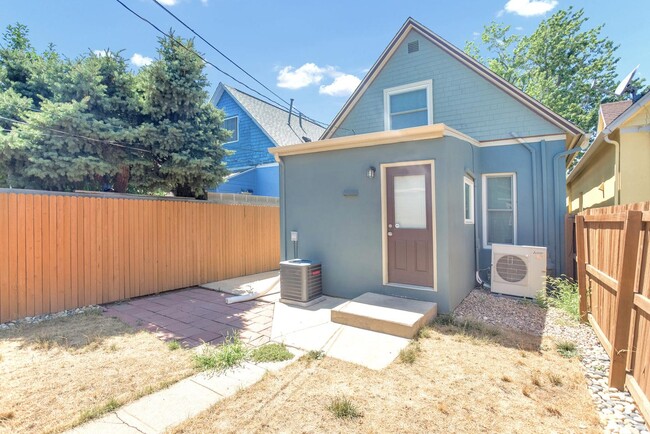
[119,0,332,129]
[0,115,153,153]
[113,0,295,113]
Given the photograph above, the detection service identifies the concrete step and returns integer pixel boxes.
[330,292,437,339]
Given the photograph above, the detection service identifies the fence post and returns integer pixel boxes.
[575,215,588,323]
[609,210,642,390]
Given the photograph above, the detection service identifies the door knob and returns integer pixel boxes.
[387,231,393,237]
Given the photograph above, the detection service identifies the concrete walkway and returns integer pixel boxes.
[69,350,300,434]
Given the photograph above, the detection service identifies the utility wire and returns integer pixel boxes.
[113,0,299,113]
[0,115,153,153]
[120,0,331,129]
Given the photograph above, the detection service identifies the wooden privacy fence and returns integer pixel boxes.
[0,190,280,324]
[576,201,650,423]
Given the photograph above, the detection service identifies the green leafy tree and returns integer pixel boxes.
[136,33,228,198]
[465,8,626,133]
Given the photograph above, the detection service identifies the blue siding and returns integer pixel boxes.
[333,29,563,141]
[214,92,276,170]
[213,164,279,197]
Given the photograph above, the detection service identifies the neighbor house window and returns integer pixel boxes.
[482,173,517,247]
[223,116,238,143]
[383,80,433,130]
[464,176,474,224]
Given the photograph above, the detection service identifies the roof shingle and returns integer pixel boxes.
[600,100,633,126]
[223,85,325,147]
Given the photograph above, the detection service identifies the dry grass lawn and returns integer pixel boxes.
[172,320,600,434]
[0,310,196,434]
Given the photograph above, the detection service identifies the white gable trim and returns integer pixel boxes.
[321,18,583,140]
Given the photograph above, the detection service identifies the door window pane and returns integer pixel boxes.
[394,174,426,229]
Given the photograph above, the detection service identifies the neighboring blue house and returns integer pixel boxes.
[269,18,586,312]
[209,83,325,197]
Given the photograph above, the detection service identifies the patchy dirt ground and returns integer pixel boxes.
[172,319,600,434]
[0,310,196,434]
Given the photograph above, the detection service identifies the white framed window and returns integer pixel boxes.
[482,173,517,248]
[223,116,239,143]
[463,176,474,224]
[383,80,433,131]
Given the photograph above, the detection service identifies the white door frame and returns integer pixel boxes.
[380,159,437,291]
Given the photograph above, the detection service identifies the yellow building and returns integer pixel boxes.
[567,92,650,213]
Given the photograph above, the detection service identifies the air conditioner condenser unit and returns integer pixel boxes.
[491,244,547,298]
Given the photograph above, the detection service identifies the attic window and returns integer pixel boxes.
[223,116,239,143]
[383,80,433,131]
[408,40,419,53]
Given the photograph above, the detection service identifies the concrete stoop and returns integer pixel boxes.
[331,292,437,339]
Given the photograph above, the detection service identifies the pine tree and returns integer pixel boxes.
[136,33,229,198]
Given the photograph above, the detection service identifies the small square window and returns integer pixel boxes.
[384,80,433,131]
[223,116,238,143]
[464,176,474,224]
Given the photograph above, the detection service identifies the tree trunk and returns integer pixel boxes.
[113,166,130,193]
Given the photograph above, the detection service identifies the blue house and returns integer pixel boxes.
[269,18,586,312]
[210,83,325,197]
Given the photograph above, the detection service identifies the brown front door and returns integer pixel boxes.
[386,164,434,287]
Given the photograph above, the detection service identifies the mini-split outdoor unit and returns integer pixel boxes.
[491,244,547,298]
[279,259,322,303]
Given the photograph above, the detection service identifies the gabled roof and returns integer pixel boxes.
[321,17,584,141]
[600,100,633,127]
[568,91,650,183]
[211,83,325,147]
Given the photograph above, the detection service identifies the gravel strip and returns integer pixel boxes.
[0,305,101,330]
[455,289,649,434]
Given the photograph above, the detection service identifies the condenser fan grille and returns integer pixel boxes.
[495,255,528,283]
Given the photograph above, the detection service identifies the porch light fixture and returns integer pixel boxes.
[367,166,376,179]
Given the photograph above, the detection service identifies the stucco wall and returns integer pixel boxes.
[333,29,562,141]
[620,131,650,205]
[567,143,616,213]
[282,137,482,313]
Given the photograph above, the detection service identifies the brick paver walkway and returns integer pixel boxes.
[102,288,275,347]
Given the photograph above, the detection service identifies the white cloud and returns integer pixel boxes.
[503,0,558,17]
[94,50,110,57]
[277,63,332,89]
[157,0,179,5]
[130,53,153,67]
[200,0,208,4]
[319,74,361,97]
[276,62,361,97]
[515,26,524,31]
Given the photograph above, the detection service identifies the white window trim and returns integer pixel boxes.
[223,115,239,144]
[481,172,517,249]
[383,79,433,131]
[463,175,475,225]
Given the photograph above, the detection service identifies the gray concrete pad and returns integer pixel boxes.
[192,363,266,396]
[200,270,280,303]
[271,296,412,370]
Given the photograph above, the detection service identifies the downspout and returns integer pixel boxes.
[603,134,621,205]
[540,140,549,247]
[464,140,482,286]
[553,141,584,276]
[511,133,540,246]
[275,154,288,261]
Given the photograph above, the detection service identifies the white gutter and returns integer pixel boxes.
[603,134,621,205]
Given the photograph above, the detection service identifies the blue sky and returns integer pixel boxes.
[3,0,648,124]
